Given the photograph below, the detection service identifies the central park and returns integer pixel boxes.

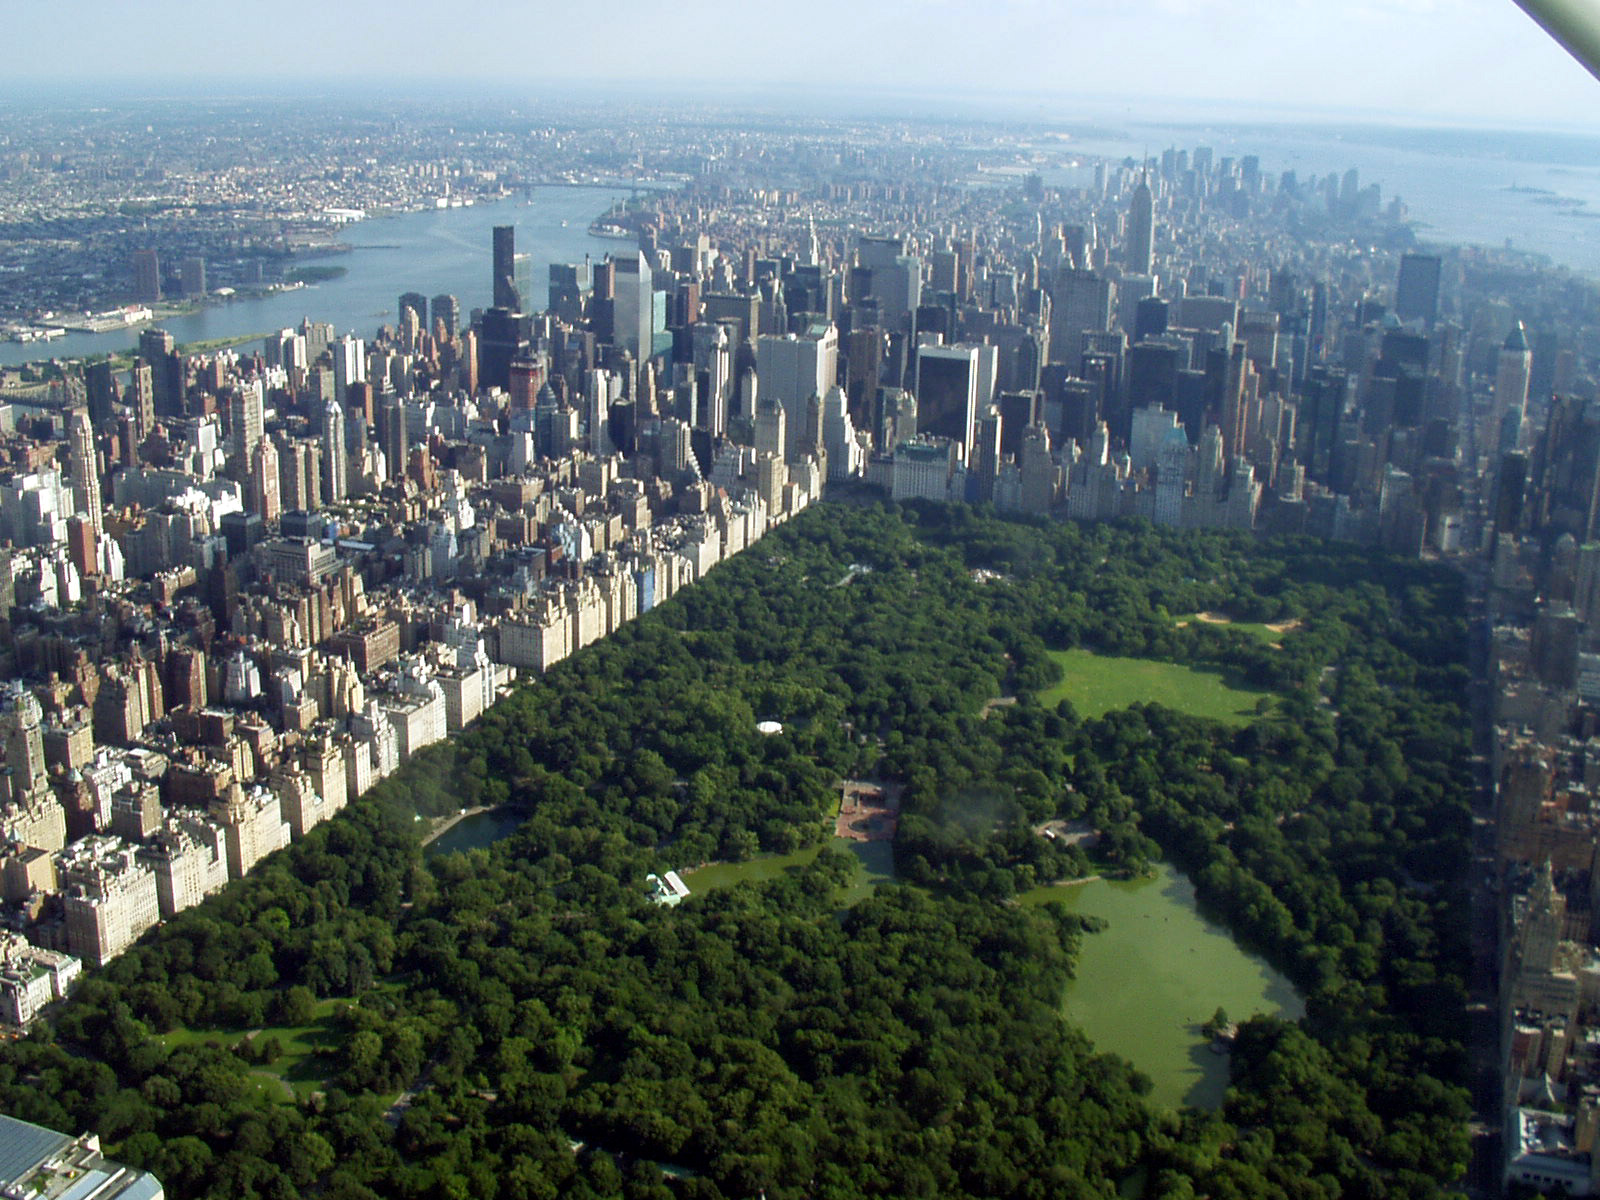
[0,502,1472,1200]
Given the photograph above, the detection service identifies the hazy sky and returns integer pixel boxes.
[8,0,1599,128]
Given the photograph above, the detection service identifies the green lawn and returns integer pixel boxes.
[1040,649,1268,726]
[1173,612,1285,645]
[155,994,356,1100]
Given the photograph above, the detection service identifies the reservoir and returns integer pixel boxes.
[0,185,637,368]
[1022,862,1303,1110]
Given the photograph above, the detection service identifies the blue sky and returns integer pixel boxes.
[7,0,1598,128]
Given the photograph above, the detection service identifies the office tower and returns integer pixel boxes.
[377,395,407,480]
[549,262,593,324]
[66,410,101,540]
[659,417,693,475]
[131,249,161,303]
[399,291,428,330]
[1395,254,1442,325]
[1126,174,1154,276]
[128,359,154,438]
[268,328,307,373]
[180,256,206,299]
[1048,269,1114,365]
[250,438,280,522]
[914,344,981,452]
[1134,297,1169,343]
[321,402,348,503]
[2,686,49,807]
[1496,321,1533,449]
[754,396,788,461]
[702,292,761,347]
[586,369,617,455]
[845,326,888,433]
[755,323,838,413]
[138,328,181,416]
[227,379,264,466]
[508,358,541,411]
[822,386,863,481]
[478,308,526,393]
[973,406,1003,501]
[431,293,460,340]
[611,252,654,362]
[691,321,732,436]
[492,225,520,311]
[84,361,117,428]
[1495,451,1528,533]
[331,335,366,396]
[299,318,334,363]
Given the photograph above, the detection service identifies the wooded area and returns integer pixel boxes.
[0,502,1471,1199]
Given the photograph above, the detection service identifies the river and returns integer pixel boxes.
[0,185,636,368]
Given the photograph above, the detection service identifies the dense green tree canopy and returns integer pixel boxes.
[0,503,1470,1199]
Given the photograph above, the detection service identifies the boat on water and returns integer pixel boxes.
[588,222,634,239]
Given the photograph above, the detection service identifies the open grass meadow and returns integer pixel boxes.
[1040,648,1268,726]
[155,992,366,1100]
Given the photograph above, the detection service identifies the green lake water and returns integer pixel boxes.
[422,806,528,858]
[1021,862,1303,1109]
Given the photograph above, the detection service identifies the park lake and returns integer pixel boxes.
[430,809,1300,1110]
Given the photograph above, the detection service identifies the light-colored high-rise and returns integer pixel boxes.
[1495,321,1533,449]
[612,252,654,363]
[66,410,101,539]
[251,438,281,522]
[322,401,348,504]
[228,378,265,467]
[755,322,839,414]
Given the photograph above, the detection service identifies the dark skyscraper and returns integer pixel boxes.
[1395,253,1441,325]
[399,291,429,328]
[131,249,161,303]
[492,225,520,311]
[431,294,460,340]
[1126,175,1154,276]
[85,361,118,428]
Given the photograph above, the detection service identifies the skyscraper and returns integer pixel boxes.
[1495,321,1533,450]
[180,256,206,299]
[124,363,154,444]
[138,328,180,416]
[399,292,429,330]
[322,402,348,504]
[431,293,460,340]
[67,410,101,540]
[331,335,366,397]
[1126,174,1154,276]
[1395,253,1442,326]
[85,361,118,428]
[1048,269,1114,366]
[228,380,264,467]
[377,395,407,482]
[914,344,982,453]
[492,225,520,311]
[251,438,281,523]
[755,323,838,414]
[131,249,161,303]
[611,251,654,363]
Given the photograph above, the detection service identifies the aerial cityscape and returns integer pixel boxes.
[0,2,1598,1197]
